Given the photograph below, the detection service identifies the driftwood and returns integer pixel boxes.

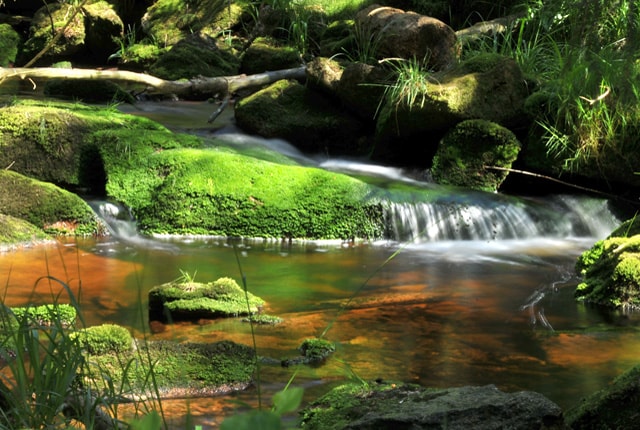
[0,66,307,99]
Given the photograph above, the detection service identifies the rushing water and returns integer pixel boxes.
[1,101,639,427]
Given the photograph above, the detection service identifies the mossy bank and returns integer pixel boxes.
[0,99,385,241]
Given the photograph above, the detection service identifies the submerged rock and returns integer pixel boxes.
[301,382,567,429]
[148,276,265,322]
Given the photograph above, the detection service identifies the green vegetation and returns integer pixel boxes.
[148,276,265,321]
[299,337,336,361]
[70,323,133,355]
[0,170,101,236]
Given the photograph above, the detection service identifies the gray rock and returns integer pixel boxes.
[302,383,568,430]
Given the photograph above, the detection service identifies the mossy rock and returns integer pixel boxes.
[301,382,565,429]
[0,170,100,236]
[565,364,640,429]
[82,0,124,61]
[240,37,301,75]
[0,23,21,67]
[44,78,136,104]
[148,277,265,322]
[430,119,522,192]
[70,323,133,355]
[235,79,368,155]
[374,54,530,162]
[0,99,173,191]
[148,32,240,81]
[575,229,640,310]
[141,0,247,46]
[20,3,86,65]
[85,339,256,396]
[0,213,49,246]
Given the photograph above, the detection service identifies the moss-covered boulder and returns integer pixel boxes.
[575,217,640,309]
[240,37,301,75]
[82,1,124,62]
[0,170,100,235]
[0,99,182,192]
[20,3,86,65]
[565,364,640,429]
[235,79,368,155]
[374,54,530,164]
[0,23,21,67]
[141,0,246,46]
[148,277,264,322]
[430,119,522,192]
[148,32,240,81]
[301,382,566,430]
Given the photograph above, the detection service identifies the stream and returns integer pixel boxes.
[1,100,639,428]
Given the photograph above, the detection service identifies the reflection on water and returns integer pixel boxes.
[2,234,640,427]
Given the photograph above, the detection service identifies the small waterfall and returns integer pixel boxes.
[383,194,621,243]
[89,201,178,252]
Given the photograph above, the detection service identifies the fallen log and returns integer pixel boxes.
[0,66,307,98]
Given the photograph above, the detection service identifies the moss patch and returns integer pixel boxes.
[70,324,133,355]
[575,222,640,309]
[87,339,256,396]
[431,119,522,192]
[0,213,48,246]
[565,364,640,428]
[0,170,100,235]
[148,277,264,322]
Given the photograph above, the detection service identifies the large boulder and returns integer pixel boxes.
[430,119,522,192]
[575,217,640,309]
[234,79,368,155]
[355,4,458,71]
[82,1,124,62]
[301,382,568,429]
[373,53,530,164]
[20,3,86,65]
[148,32,240,81]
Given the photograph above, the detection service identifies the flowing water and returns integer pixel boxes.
[1,101,639,427]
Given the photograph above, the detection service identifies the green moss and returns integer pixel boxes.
[87,339,256,394]
[143,0,248,46]
[243,314,283,325]
[565,364,640,428]
[0,170,100,235]
[575,233,640,309]
[0,23,20,67]
[431,119,521,191]
[299,338,336,360]
[241,37,301,74]
[70,324,133,355]
[235,79,366,154]
[148,277,264,321]
[0,99,169,189]
[0,214,48,245]
[11,304,77,327]
[20,3,85,63]
[149,33,240,81]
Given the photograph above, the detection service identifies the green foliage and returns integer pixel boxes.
[70,323,133,355]
[11,303,77,327]
[298,337,336,360]
[378,56,434,114]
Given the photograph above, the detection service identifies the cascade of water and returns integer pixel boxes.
[383,194,621,243]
